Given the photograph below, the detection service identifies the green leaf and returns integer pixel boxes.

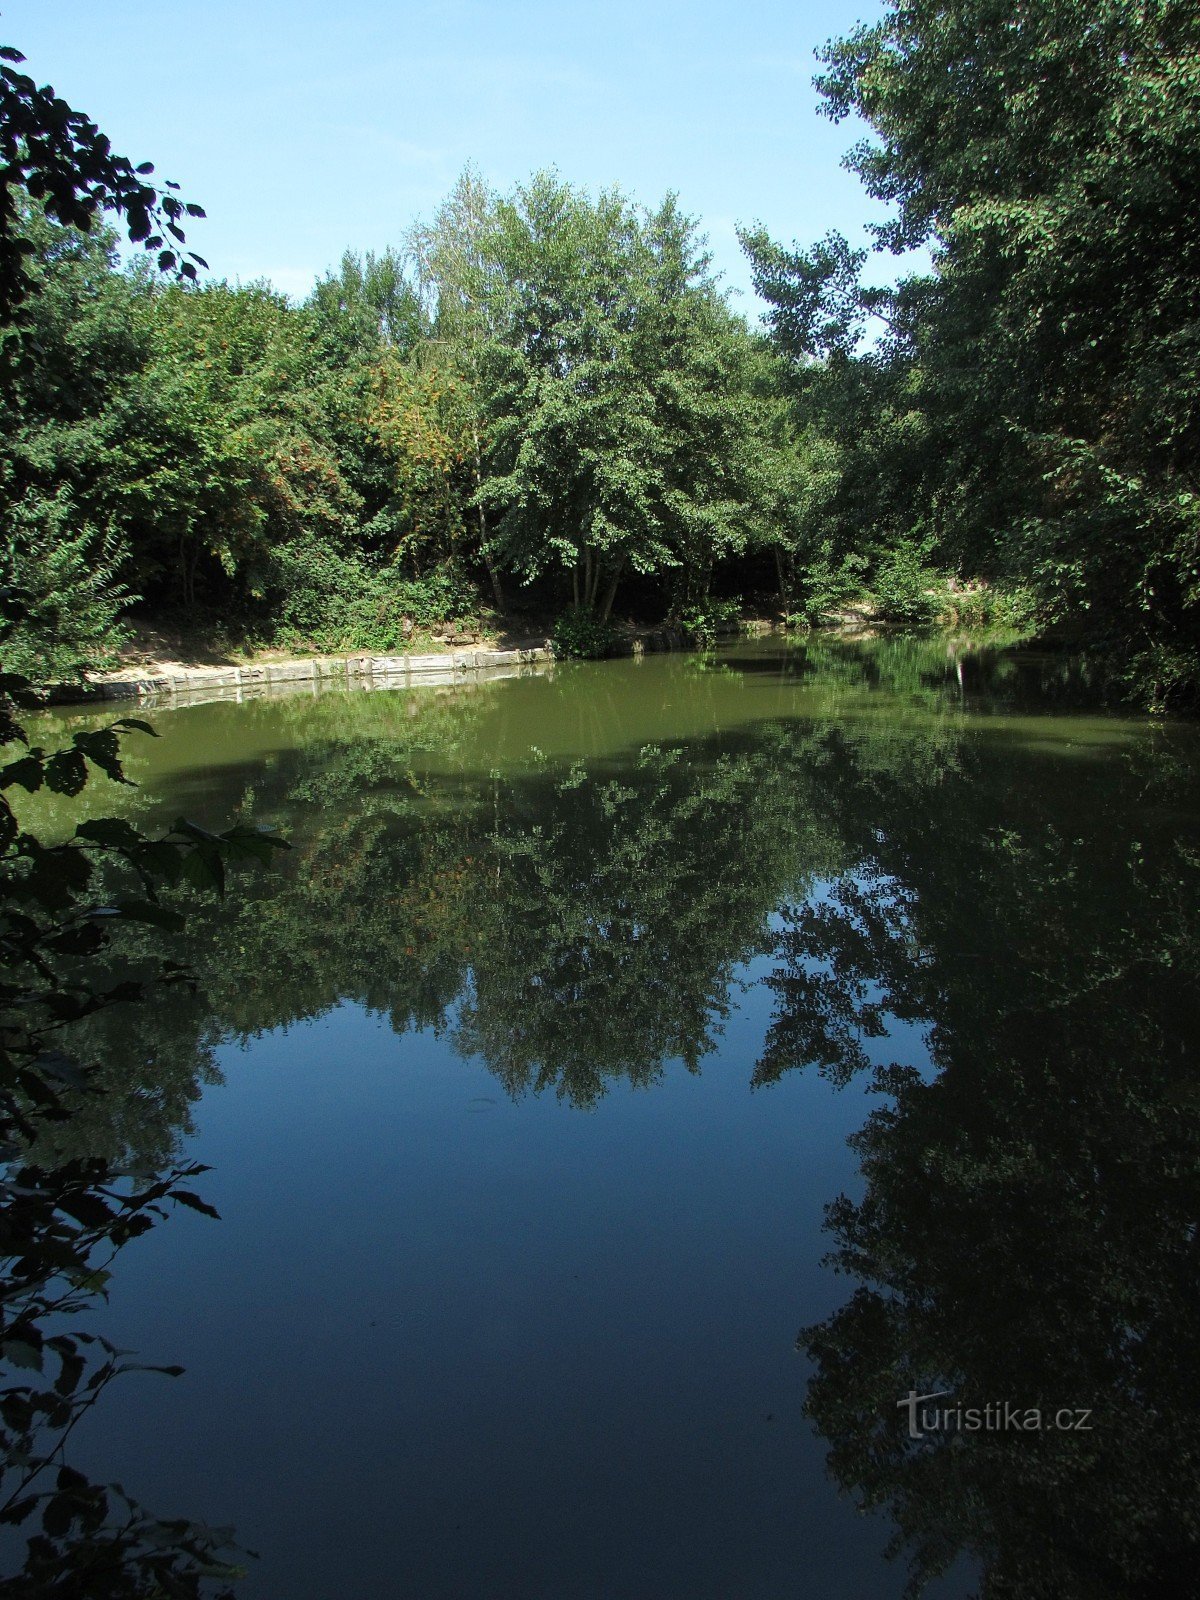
[42,1493,77,1538]
[181,849,224,896]
[33,1052,89,1090]
[0,1496,39,1527]
[45,923,105,956]
[58,1191,115,1229]
[73,728,128,784]
[54,1355,86,1398]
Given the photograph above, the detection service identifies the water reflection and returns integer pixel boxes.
[759,716,1200,1598]
[35,638,1200,1596]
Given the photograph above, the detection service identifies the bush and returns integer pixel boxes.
[263,540,480,651]
[1121,641,1198,714]
[941,581,1040,634]
[551,610,620,659]
[872,542,939,629]
[0,494,132,683]
[790,552,868,627]
[678,596,743,648]
[0,676,283,1594]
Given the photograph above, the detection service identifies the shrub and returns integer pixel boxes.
[0,494,132,683]
[872,542,939,629]
[942,581,1041,634]
[1121,641,1198,714]
[678,596,743,648]
[791,552,868,627]
[551,610,620,659]
[263,540,480,651]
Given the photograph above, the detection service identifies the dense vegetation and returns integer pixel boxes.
[745,0,1200,705]
[4,0,1197,703]
[0,684,286,1595]
[1,170,793,675]
[0,53,285,1594]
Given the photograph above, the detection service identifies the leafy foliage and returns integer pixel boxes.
[0,497,131,681]
[7,6,1198,701]
[0,673,287,1594]
[0,45,205,322]
[676,596,743,648]
[1,168,796,674]
[550,611,619,660]
[789,551,868,628]
[455,174,777,620]
[265,545,480,653]
[870,540,939,629]
[747,0,1200,703]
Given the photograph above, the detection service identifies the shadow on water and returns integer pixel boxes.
[23,636,1200,1598]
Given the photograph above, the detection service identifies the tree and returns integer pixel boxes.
[469,173,774,620]
[0,32,208,679]
[407,167,512,613]
[0,43,205,323]
[368,346,477,574]
[748,0,1200,700]
[0,32,294,1595]
[307,248,423,366]
[126,279,359,613]
[0,211,146,677]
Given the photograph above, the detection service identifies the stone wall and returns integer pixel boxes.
[71,647,555,709]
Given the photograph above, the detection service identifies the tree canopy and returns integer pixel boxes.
[746,0,1200,703]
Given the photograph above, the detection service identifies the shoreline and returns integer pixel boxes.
[47,617,1030,713]
[66,644,559,709]
[54,621,792,709]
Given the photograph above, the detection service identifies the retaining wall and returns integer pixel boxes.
[74,646,556,709]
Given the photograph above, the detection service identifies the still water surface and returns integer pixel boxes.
[36,637,1200,1598]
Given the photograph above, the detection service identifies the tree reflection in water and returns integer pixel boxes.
[759,723,1200,1599]
[40,641,1200,1597]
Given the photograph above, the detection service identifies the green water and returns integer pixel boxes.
[25,636,1200,1598]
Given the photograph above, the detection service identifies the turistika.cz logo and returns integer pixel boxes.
[897,1390,1094,1440]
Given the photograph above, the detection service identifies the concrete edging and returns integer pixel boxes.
[65,622,784,710]
[78,646,555,707]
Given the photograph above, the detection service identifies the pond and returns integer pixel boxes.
[28,636,1200,1599]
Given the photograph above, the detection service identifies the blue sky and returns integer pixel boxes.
[4,0,903,313]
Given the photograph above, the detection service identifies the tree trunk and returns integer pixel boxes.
[179,534,199,613]
[472,427,505,613]
[599,556,625,622]
[480,533,505,614]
